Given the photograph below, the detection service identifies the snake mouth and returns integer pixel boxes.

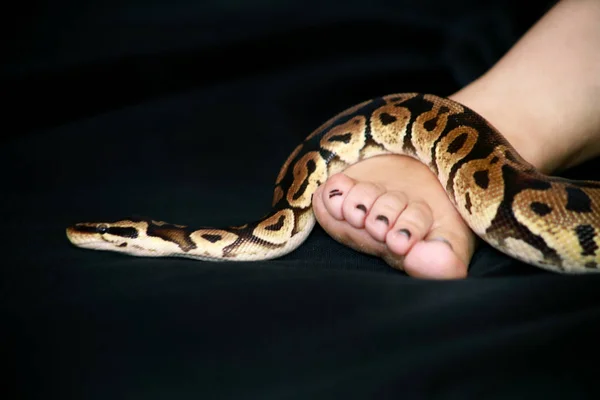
[66,225,102,247]
[66,222,142,253]
[66,226,129,253]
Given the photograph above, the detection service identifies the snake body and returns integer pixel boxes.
[66,93,600,273]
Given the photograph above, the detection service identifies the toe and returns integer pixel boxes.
[402,221,474,279]
[312,183,388,258]
[385,200,433,256]
[320,173,356,221]
[364,191,409,242]
[404,240,467,279]
[424,223,474,269]
[341,182,386,229]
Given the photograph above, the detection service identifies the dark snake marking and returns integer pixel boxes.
[291,208,310,236]
[473,170,490,190]
[447,132,468,154]
[422,116,440,132]
[574,224,598,256]
[422,106,450,131]
[107,227,139,238]
[71,224,100,234]
[264,215,286,231]
[327,133,353,144]
[379,112,397,126]
[318,148,335,163]
[292,159,317,201]
[146,222,197,252]
[565,187,593,213]
[201,234,223,243]
[464,192,473,214]
[517,176,552,191]
[530,202,552,217]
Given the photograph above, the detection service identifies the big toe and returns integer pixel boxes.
[403,240,467,279]
[403,225,473,279]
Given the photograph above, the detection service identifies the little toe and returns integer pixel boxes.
[385,201,434,256]
[341,182,385,229]
[364,191,408,242]
[320,173,357,221]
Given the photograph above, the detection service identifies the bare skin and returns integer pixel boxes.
[312,0,600,279]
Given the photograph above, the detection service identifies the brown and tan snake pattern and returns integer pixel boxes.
[66,93,600,273]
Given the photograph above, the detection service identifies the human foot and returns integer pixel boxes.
[312,155,476,279]
[313,0,600,278]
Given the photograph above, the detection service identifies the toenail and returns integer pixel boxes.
[375,215,389,225]
[397,228,411,239]
[329,189,343,198]
[427,237,453,250]
[356,204,367,212]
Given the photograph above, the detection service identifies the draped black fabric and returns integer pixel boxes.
[5,0,600,398]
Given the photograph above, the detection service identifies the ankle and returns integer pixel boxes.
[448,82,599,175]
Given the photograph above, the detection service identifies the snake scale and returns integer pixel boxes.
[66,93,600,274]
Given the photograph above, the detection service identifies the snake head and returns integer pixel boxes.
[66,220,143,254]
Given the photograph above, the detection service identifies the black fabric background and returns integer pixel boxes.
[4,0,600,398]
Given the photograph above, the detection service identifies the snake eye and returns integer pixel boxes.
[96,224,109,234]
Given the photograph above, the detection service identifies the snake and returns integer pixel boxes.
[66,93,600,274]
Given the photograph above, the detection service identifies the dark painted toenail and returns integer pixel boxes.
[427,237,453,250]
[356,204,367,212]
[398,228,411,239]
[375,215,389,225]
[329,189,343,198]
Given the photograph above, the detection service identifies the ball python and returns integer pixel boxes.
[66,93,600,274]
